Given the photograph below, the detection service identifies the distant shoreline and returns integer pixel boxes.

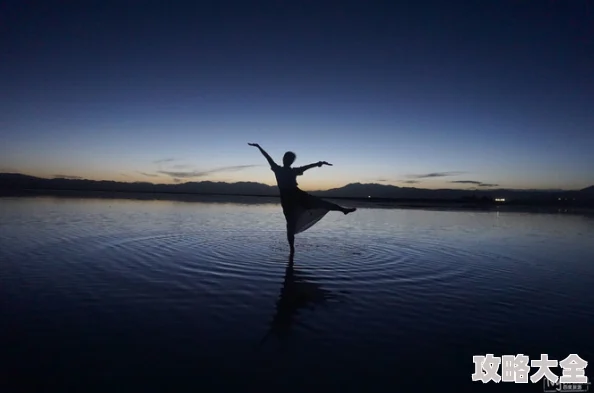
[2,188,593,214]
[2,172,592,206]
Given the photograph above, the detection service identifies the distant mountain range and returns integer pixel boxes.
[1,173,593,202]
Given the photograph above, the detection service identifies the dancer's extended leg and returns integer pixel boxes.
[316,198,357,215]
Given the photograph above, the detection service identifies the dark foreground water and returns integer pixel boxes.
[1,196,593,393]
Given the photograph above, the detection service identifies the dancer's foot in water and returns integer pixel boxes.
[342,207,357,215]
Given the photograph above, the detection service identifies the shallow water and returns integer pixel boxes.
[1,196,593,392]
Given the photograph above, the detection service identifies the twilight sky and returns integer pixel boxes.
[1,0,593,191]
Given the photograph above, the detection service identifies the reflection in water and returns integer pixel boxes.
[2,197,594,392]
[259,254,335,349]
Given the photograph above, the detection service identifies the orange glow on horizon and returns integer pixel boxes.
[9,169,589,192]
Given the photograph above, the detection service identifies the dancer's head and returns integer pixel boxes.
[283,151,296,167]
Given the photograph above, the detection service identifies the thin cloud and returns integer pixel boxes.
[376,178,389,182]
[158,165,259,179]
[407,171,465,179]
[158,170,205,178]
[153,158,175,164]
[402,180,421,184]
[120,173,129,177]
[450,180,482,185]
[171,164,191,169]
[450,180,499,187]
[216,164,260,172]
[138,171,160,178]
[172,178,182,183]
[53,174,82,180]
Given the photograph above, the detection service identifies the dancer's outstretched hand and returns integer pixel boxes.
[318,161,333,167]
[248,143,260,147]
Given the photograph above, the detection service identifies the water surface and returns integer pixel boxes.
[1,196,593,392]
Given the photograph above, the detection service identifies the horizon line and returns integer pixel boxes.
[0,172,591,193]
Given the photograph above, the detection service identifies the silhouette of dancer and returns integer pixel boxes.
[249,143,356,255]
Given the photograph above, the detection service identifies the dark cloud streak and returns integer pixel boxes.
[407,171,465,179]
[450,180,499,187]
[450,180,482,185]
[158,165,259,179]
[138,171,160,177]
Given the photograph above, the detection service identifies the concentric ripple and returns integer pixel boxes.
[285,234,481,287]
[83,228,288,285]
[4,222,519,297]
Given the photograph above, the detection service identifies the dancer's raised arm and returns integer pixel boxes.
[248,143,278,168]
[295,161,332,175]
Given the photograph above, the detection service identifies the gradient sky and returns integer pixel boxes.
[1,0,593,191]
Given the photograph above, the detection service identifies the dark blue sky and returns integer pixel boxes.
[1,0,592,190]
